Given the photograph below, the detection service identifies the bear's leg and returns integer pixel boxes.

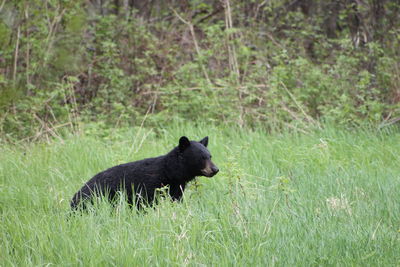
[169,184,185,201]
[134,184,157,209]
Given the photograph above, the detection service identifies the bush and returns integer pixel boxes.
[1,0,400,140]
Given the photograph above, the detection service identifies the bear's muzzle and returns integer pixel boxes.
[201,160,219,177]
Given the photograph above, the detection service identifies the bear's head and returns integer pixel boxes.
[178,136,219,177]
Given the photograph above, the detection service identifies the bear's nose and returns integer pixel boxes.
[212,166,219,174]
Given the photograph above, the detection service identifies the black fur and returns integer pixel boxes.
[70,136,219,209]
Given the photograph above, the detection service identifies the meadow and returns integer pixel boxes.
[1,124,399,266]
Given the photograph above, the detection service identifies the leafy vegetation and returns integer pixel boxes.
[1,1,400,140]
[1,124,399,265]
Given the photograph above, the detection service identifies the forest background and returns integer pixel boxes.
[1,0,400,139]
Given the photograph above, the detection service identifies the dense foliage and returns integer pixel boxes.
[1,0,400,139]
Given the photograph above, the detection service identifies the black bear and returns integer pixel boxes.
[71,136,219,209]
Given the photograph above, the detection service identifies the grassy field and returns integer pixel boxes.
[1,124,399,266]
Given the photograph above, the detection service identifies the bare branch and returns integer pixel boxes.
[171,8,211,85]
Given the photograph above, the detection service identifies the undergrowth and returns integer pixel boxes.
[1,1,400,139]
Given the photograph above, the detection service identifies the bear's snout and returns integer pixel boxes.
[201,160,219,177]
[211,166,219,175]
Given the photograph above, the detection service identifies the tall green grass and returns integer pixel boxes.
[1,124,399,266]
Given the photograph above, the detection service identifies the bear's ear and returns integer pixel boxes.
[179,136,190,151]
[199,136,208,147]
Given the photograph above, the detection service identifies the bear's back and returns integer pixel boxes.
[71,155,167,208]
